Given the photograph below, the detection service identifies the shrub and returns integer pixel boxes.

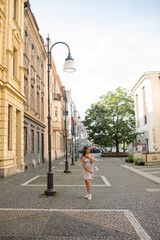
[127,153,134,163]
[134,157,145,165]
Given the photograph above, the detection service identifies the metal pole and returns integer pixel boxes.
[45,36,56,196]
[145,140,148,166]
[75,117,78,161]
[71,102,75,165]
[64,91,70,173]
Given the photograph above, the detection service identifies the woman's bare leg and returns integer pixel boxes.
[85,180,88,194]
[85,180,91,194]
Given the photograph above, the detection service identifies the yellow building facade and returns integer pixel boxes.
[0,0,26,177]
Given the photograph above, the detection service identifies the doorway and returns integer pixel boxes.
[16,109,21,170]
[41,133,44,163]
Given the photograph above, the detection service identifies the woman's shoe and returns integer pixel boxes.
[84,194,89,199]
[88,194,92,200]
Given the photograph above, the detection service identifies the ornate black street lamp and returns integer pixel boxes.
[64,89,70,173]
[45,35,76,196]
[71,101,75,165]
[74,110,78,161]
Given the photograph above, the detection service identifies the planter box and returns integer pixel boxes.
[135,161,145,165]
[125,159,134,163]
[101,152,130,157]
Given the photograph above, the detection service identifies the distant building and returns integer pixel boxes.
[23,2,47,168]
[49,57,66,160]
[0,0,26,177]
[66,90,75,155]
[77,119,90,152]
[132,71,160,156]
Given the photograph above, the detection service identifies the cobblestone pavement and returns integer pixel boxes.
[0,156,160,239]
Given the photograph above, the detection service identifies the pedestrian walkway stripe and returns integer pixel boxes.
[101,176,111,186]
[23,184,109,187]
[121,165,160,185]
[0,208,151,240]
[137,167,160,171]
[147,171,160,174]
[146,188,160,192]
[95,166,99,171]
[59,162,63,165]
[21,175,111,187]
[124,210,151,240]
[21,175,40,186]
[53,170,81,171]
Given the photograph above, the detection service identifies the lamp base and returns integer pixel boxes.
[45,188,56,196]
[64,170,71,173]
[64,161,71,173]
[45,171,56,196]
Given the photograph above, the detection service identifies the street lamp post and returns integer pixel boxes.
[74,110,78,161]
[64,90,70,173]
[45,35,76,196]
[71,102,75,165]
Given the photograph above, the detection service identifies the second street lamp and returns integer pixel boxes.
[64,90,70,173]
[71,101,75,165]
[74,110,78,161]
[45,35,76,196]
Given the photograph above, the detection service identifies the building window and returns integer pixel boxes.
[41,64,44,82]
[55,107,58,121]
[135,94,140,127]
[24,31,28,55]
[41,96,44,117]
[31,129,34,152]
[8,105,12,150]
[31,45,34,66]
[142,87,147,124]
[13,48,18,77]
[36,91,40,114]
[0,22,3,64]
[37,56,39,75]
[24,127,27,153]
[37,132,39,152]
[14,0,18,21]
[24,76,28,100]
[31,85,34,109]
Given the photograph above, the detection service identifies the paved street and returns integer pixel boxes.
[0,155,160,240]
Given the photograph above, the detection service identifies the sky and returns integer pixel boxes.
[30,0,160,120]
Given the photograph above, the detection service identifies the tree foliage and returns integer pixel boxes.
[83,87,136,152]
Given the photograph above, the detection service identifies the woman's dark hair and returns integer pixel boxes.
[82,146,90,157]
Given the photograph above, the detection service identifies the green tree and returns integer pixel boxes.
[84,87,136,152]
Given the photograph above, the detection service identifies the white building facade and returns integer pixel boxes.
[132,71,160,155]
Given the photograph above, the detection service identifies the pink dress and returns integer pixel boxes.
[82,156,95,180]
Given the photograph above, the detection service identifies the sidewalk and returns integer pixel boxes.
[121,161,160,185]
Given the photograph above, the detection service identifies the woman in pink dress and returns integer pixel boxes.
[81,146,95,200]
